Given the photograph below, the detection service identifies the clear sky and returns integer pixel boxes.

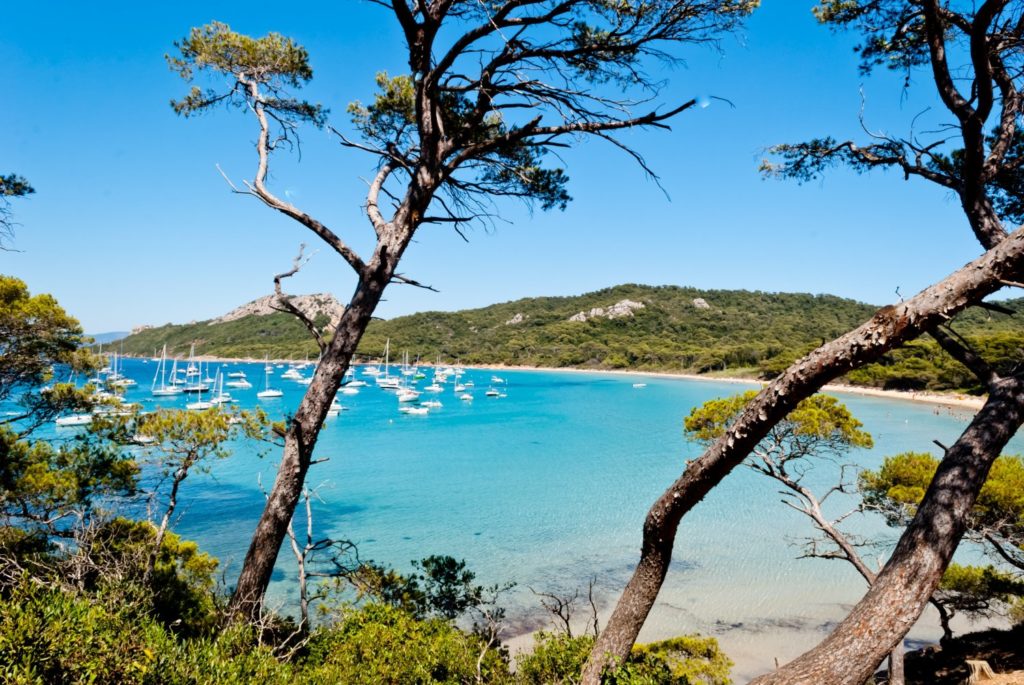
[2,2,990,333]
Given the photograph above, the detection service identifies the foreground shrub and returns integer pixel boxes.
[0,584,290,684]
[306,601,510,683]
[515,631,732,684]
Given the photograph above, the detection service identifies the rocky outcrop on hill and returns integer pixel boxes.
[692,298,711,309]
[505,313,526,325]
[212,293,345,329]
[568,299,645,322]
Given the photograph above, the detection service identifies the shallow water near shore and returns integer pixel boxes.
[54,358,1016,679]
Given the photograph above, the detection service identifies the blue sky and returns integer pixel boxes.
[1,2,988,333]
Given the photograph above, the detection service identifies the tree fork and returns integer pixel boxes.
[582,226,1024,682]
[749,375,1024,684]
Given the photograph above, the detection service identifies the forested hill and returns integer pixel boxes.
[113,284,1024,392]
[358,285,879,371]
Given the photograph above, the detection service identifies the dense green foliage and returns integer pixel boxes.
[0,426,138,544]
[168,22,326,126]
[860,452,1024,540]
[936,563,1024,624]
[112,284,1024,394]
[307,602,506,684]
[0,583,735,684]
[683,391,873,451]
[515,632,733,685]
[0,275,99,430]
[860,452,1024,629]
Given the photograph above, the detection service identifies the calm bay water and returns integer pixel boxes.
[52,358,1015,678]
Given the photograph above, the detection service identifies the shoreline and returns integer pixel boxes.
[463,363,987,410]
[148,354,986,411]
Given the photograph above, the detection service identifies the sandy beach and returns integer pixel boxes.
[186,354,987,411]
[463,362,988,410]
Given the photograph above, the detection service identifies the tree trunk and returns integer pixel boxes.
[228,275,389,621]
[934,600,954,645]
[582,228,1024,684]
[748,376,1024,685]
[146,465,189,583]
[888,642,905,685]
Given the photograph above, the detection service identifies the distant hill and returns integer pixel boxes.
[112,284,1024,393]
[87,331,130,345]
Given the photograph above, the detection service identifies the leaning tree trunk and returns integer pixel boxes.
[582,226,1024,683]
[749,375,1024,685]
[229,271,392,621]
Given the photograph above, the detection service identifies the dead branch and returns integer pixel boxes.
[271,244,327,353]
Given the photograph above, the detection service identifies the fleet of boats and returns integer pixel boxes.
[49,339,522,426]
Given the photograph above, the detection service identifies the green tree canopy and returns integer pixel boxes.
[0,174,34,249]
[167,21,326,127]
[0,274,99,433]
[861,452,1024,572]
[684,391,873,456]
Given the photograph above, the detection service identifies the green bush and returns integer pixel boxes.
[0,583,293,685]
[515,632,595,684]
[305,602,510,683]
[514,632,732,685]
[86,518,221,637]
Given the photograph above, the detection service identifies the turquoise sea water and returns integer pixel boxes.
[46,358,1017,678]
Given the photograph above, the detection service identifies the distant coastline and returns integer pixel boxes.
[472,363,987,410]
[138,353,987,411]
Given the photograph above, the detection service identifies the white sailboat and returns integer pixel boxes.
[397,387,421,402]
[326,398,344,417]
[226,378,252,389]
[209,369,232,405]
[109,351,137,387]
[182,345,209,394]
[55,414,92,427]
[151,345,182,396]
[376,339,401,389]
[186,395,213,411]
[257,355,283,399]
[186,361,215,410]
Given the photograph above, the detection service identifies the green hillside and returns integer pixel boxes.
[115,311,328,362]
[113,284,1024,393]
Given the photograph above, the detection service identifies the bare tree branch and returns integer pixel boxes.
[271,244,327,353]
[929,326,999,389]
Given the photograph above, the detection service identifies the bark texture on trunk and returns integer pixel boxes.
[582,227,1024,684]
[749,376,1024,685]
[229,277,389,620]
